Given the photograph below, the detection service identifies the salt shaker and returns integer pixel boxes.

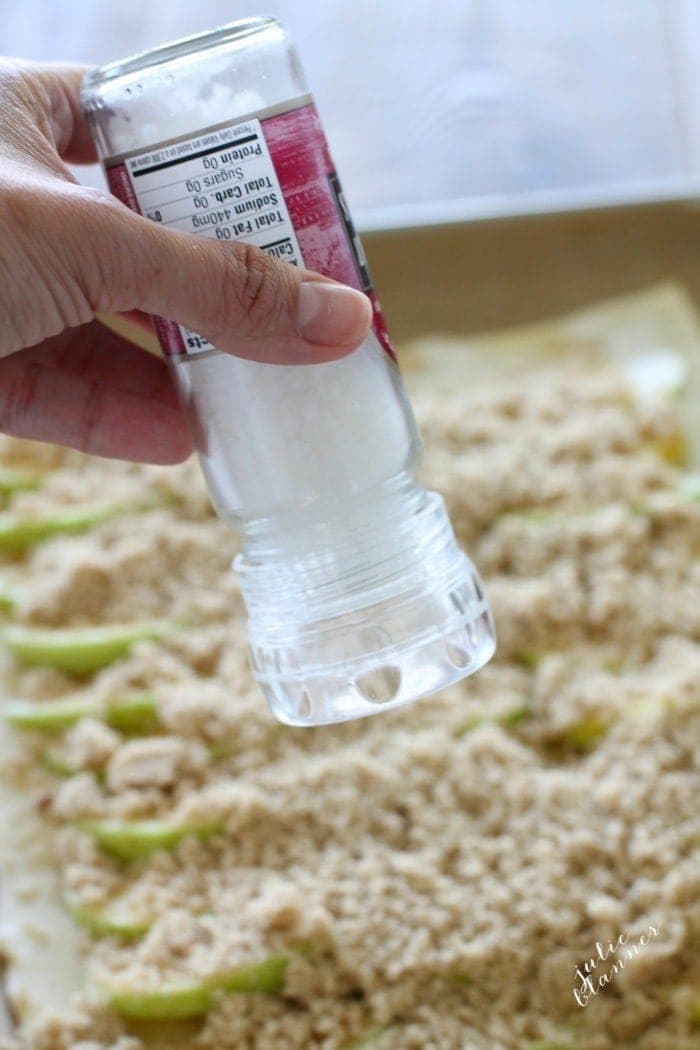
[81,17,495,726]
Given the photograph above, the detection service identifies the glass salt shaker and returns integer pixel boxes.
[81,17,496,726]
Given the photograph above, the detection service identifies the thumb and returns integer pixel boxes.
[82,194,373,364]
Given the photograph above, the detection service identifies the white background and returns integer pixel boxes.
[5,0,700,225]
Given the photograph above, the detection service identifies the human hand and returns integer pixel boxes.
[0,61,372,463]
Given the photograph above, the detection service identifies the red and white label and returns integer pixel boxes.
[105,99,396,362]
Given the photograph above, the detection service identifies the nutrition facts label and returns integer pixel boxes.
[105,98,397,362]
[114,116,302,355]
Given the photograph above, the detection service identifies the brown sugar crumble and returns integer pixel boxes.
[0,361,698,1049]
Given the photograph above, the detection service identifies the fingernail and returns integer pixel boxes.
[297,282,372,347]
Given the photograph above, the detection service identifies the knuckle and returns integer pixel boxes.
[223,242,285,336]
[87,197,178,317]
[0,180,93,344]
[0,64,58,162]
[69,191,136,313]
[0,62,35,110]
[0,175,42,230]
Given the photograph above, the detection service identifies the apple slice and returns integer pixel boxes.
[104,693,160,734]
[513,650,543,670]
[40,748,79,778]
[105,955,289,1019]
[5,695,100,732]
[217,955,289,995]
[0,503,125,553]
[0,467,43,495]
[69,898,151,941]
[560,715,608,750]
[4,692,159,734]
[108,981,212,1020]
[79,817,223,861]
[4,621,177,675]
[455,701,532,737]
[0,578,21,613]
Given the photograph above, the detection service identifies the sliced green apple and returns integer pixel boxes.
[0,578,21,613]
[4,692,159,734]
[560,715,608,750]
[499,507,557,527]
[208,740,234,761]
[108,981,212,1020]
[5,695,100,732]
[218,954,288,995]
[455,701,532,737]
[513,649,543,670]
[555,695,696,752]
[40,748,78,778]
[4,621,177,675]
[627,694,698,719]
[79,817,223,861]
[649,431,688,467]
[69,898,151,941]
[498,702,532,727]
[0,503,126,553]
[690,999,700,1028]
[104,693,159,734]
[105,955,289,1019]
[0,466,43,494]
